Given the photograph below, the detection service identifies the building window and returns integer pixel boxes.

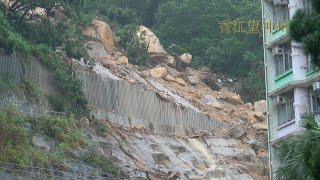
[312,92,320,113]
[278,91,295,126]
[275,43,292,76]
[273,5,290,30]
[303,0,312,12]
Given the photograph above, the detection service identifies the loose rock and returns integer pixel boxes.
[230,121,247,138]
[150,67,167,78]
[83,19,115,52]
[179,53,192,65]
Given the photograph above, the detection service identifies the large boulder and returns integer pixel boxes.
[83,19,116,52]
[254,100,267,113]
[230,121,247,138]
[224,95,242,105]
[179,53,192,65]
[166,55,176,68]
[185,75,200,85]
[116,56,129,65]
[175,77,186,86]
[101,57,116,67]
[240,111,265,124]
[200,95,222,109]
[164,74,186,86]
[85,41,109,60]
[137,26,167,61]
[150,67,167,78]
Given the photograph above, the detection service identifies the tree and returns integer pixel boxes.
[275,115,320,179]
[289,0,320,66]
[154,0,264,101]
[5,0,88,23]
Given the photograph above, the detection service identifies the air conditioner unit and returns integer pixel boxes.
[273,0,289,5]
[273,96,286,105]
[313,82,320,91]
[272,46,283,56]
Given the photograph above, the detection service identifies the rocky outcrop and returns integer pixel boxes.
[200,95,222,109]
[166,55,176,68]
[150,67,167,78]
[83,19,116,53]
[179,53,192,65]
[137,26,167,62]
[85,41,109,60]
[254,100,267,113]
[230,121,247,138]
[116,56,129,65]
[224,95,242,105]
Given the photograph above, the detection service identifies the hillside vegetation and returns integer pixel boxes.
[0,0,264,102]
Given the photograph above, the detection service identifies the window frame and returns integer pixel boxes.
[273,5,290,30]
[277,91,295,126]
[303,0,312,12]
[275,43,292,76]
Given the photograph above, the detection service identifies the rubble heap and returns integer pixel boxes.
[76,20,269,179]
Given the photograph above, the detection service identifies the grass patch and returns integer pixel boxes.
[0,107,87,168]
[31,115,87,150]
[47,95,67,112]
[96,125,108,137]
[83,152,120,178]
[0,75,20,94]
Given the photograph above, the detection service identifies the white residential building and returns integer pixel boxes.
[261,0,317,178]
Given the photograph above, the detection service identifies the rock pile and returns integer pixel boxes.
[79,20,269,179]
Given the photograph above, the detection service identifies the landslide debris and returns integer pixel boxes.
[78,20,269,179]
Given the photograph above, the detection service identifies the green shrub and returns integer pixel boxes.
[32,116,87,149]
[96,125,108,137]
[0,11,89,117]
[48,95,66,112]
[125,35,150,66]
[83,152,120,178]
[0,75,19,94]
[23,79,40,102]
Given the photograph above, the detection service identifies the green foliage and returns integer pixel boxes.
[48,95,66,112]
[18,19,63,47]
[289,1,320,66]
[0,108,90,170]
[31,115,87,149]
[0,107,44,165]
[96,125,108,137]
[22,79,40,102]
[0,75,19,94]
[31,45,89,116]
[0,10,89,116]
[275,115,320,179]
[107,5,142,26]
[125,35,150,66]
[0,11,31,59]
[0,107,29,150]
[154,0,264,102]
[83,152,120,178]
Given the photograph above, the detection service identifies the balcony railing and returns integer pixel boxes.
[301,61,318,74]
